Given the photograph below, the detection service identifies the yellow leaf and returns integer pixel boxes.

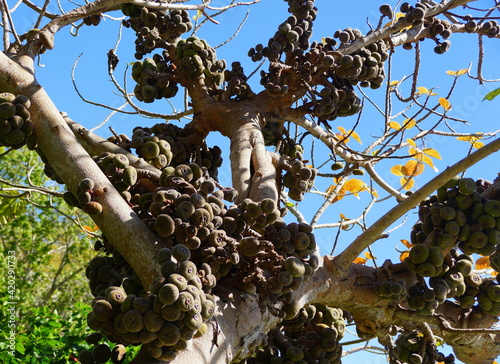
[326,184,336,195]
[400,176,415,190]
[344,178,366,194]
[391,165,405,177]
[405,160,424,177]
[416,86,437,96]
[354,257,367,264]
[406,139,417,148]
[384,12,407,28]
[402,118,416,129]
[326,184,346,202]
[408,148,420,158]
[401,239,413,248]
[400,250,410,262]
[194,9,202,19]
[475,256,490,270]
[457,134,484,149]
[420,154,437,171]
[335,133,349,143]
[438,97,452,111]
[446,68,468,77]
[350,130,362,144]
[337,126,347,134]
[422,148,442,160]
[473,141,484,149]
[416,86,429,95]
[339,213,346,220]
[364,251,377,260]
[388,121,401,130]
[456,135,475,142]
[389,80,399,87]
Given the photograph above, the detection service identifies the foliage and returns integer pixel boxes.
[0,148,95,360]
[0,303,140,363]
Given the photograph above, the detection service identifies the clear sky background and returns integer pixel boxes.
[10,0,500,362]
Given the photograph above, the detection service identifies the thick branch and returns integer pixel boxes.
[65,117,161,180]
[131,257,500,364]
[334,136,500,273]
[0,52,162,289]
[338,0,476,55]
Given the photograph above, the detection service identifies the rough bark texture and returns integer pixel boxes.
[2,1,500,363]
[0,53,163,289]
[129,258,500,364]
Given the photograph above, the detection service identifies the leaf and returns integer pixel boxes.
[416,86,429,95]
[350,130,362,144]
[339,213,346,220]
[408,147,419,158]
[401,239,413,248]
[388,121,401,130]
[404,160,424,177]
[402,118,416,129]
[475,256,491,270]
[400,176,415,190]
[354,257,367,264]
[285,202,295,207]
[457,135,482,142]
[391,165,405,177]
[457,134,484,149]
[483,87,500,101]
[400,250,410,262]
[422,148,442,159]
[325,184,345,202]
[337,126,347,134]
[193,9,202,20]
[389,80,399,87]
[416,86,437,96]
[364,251,377,260]
[384,12,407,28]
[420,154,438,172]
[438,97,452,111]
[344,178,366,194]
[473,141,484,149]
[406,139,416,147]
[446,68,468,77]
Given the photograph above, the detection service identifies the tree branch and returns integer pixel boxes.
[333,136,500,273]
[0,52,163,289]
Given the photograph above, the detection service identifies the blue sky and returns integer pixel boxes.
[10,0,500,362]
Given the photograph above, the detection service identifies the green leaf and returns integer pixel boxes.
[483,87,500,101]
[15,341,25,354]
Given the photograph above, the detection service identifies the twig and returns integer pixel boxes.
[310,175,349,227]
[215,9,249,49]
[314,197,376,229]
[0,177,64,197]
[34,0,51,29]
[71,54,137,115]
